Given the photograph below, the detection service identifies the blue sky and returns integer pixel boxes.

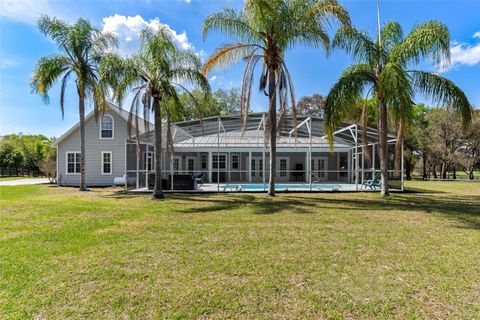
[0,0,479,137]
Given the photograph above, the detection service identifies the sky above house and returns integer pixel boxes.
[0,0,479,138]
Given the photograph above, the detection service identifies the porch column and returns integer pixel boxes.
[228,151,231,182]
[305,151,309,183]
[208,151,212,183]
[262,149,266,189]
[136,147,140,189]
[372,143,376,176]
[248,151,252,182]
[170,152,173,191]
[347,149,352,183]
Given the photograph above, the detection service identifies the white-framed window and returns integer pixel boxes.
[212,154,227,170]
[186,156,196,174]
[66,151,81,175]
[100,114,114,139]
[231,154,239,170]
[101,151,112,175]
[201,154,208,170]
[143,152,154,171]
[277,157,289,178]
[173,156,181,173]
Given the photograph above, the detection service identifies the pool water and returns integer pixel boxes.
[221,183,343,191]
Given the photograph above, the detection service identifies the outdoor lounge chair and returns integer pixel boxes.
[193,172,204,184]
[362,173,381,190]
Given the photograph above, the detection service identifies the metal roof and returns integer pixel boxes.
[137,113,395,149]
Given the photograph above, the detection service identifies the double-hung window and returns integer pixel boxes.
[231,154,239,170]
[212,154,226,170]
[102,151,112,175]
[66,152,81,174]
[100,115,114,139]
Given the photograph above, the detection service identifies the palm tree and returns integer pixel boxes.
[202,0,351,196]
[324,21,473,196]
[31,15,117,191]
[100,28,210,200]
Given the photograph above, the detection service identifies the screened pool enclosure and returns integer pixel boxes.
[124,113,403,192]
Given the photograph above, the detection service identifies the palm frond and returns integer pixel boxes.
[410,70,473,128]
[390,21,450,67]
[202,43,262,75]
[31,55,70,104]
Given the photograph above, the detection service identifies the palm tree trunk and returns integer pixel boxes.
[394,116,404,174]
[78,87,87,191]
[152,97,164,200]
[378,98,389,196]
[268,68,277,197]
[361,104,371,167]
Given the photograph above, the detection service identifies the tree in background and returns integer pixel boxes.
[31,16,117,191]
[100,28,210,200]
[459,111,480,180]
[175,88,243,121]
[297,94,326,117]
[202,0,351,196]
[325,21,473,196]
[0,134,56,176]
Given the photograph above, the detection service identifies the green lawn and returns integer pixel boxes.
[1,182,479,319]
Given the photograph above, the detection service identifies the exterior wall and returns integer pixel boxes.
[167,150,351,183]
[57,110,128,186]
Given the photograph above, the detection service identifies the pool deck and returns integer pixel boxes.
[129,183,384,193]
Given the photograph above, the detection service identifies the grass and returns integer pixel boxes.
[0,181,479,319]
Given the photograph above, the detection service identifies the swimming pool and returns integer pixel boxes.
[220,183,344,191]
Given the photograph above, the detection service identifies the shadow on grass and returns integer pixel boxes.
[103,187,480,230]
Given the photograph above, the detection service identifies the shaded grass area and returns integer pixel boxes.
[0,181,479,319]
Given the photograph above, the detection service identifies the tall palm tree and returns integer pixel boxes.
[202,0,351,196]
[325,21,473,196]
[31,15,117,191]
[100,28,210,200]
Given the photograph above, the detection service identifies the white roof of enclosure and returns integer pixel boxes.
[136,112,395,149]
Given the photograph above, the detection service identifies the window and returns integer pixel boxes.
[66,152,81,174]
[231,154,239,170]
[201,155,207,170]
[279,159,287,177]
[143,152,153,171]
[186,157,196,174]
[173,157,181,173]
[100,114,114,139]
[339,153,348,178]
[102,152,112,174]
[212,154,226,170]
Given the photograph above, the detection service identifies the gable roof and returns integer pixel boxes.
[51,102,154,147]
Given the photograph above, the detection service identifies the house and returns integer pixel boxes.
[52,103,152,187]
[54,105,403,191]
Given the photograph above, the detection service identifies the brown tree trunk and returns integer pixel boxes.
[78,86,87,191]
[267,68,277,197]
[361,104,371,167]
[378,97,389,196]
[432,164,437,179]
[394,116,404,174]
[422,155,427,180]
[152,97,164,200]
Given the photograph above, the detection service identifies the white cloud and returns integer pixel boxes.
[209,75,217,82]
[0,58,20,69]
[102,14,194,56]
[0,0,67,25]
[439,31,480,72]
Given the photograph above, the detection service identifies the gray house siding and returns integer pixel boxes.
[57,109,128,186]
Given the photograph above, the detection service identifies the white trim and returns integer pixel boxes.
[101,151,113,175]
[185,156,196,174]
[230,153,240,171]
[65,151,81,175]
[311,156,328,181]
[173,156,182,173]
[276,156,290,180]
[99,114,114,140]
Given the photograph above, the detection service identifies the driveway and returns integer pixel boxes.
[0,178,50,186]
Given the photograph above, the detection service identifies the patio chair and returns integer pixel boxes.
[362,173,381,190]
[192,172,204,184]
